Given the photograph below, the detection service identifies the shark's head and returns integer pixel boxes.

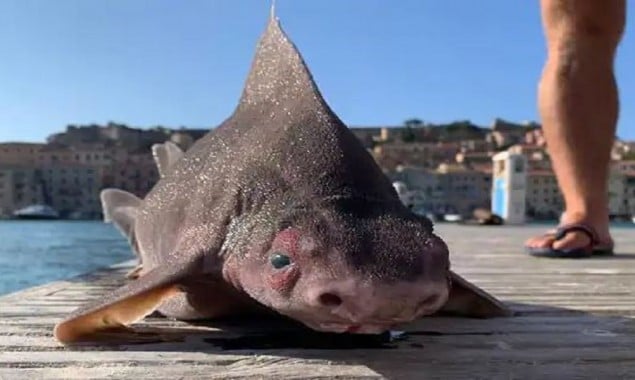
[223,198,451,334]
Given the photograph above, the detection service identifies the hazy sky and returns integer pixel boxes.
[1,0,634,142]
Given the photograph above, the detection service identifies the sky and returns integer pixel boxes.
[0,0,634,142]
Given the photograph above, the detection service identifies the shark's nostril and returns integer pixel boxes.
[318,292,343,307]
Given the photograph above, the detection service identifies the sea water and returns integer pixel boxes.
[0,221,132,295]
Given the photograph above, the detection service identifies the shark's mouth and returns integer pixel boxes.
[308,321,394,335]
[343,324,390,334]
[300,311,433,334]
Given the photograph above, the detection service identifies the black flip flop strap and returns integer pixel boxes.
[553,223,599,249]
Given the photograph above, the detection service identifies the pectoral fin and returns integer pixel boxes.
[54,264,193,344]
[438,271,513,318]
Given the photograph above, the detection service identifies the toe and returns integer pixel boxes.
[525,234,556,249]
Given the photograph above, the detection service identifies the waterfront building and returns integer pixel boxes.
[491,151,527,224]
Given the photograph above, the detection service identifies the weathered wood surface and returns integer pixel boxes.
[1,224,634,379]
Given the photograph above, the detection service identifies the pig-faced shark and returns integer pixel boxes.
[54,10,510,344]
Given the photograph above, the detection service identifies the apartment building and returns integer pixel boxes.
[0,165,44,217]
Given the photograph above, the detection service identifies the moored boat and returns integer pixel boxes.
[12,205,60,220]
[443,213,463,223]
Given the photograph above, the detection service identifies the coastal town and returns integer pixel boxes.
[1,118,635,221]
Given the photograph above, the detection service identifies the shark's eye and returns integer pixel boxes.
[270,252,292,269]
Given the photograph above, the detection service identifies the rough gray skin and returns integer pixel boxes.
[54,12,509,343]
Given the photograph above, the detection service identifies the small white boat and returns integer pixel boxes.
[13,204,60,220]
[443,214,463,223]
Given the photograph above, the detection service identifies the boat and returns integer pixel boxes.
[12,204,60,220]
[443,214,463,223]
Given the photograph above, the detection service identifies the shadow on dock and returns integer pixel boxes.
[58,301,635,379]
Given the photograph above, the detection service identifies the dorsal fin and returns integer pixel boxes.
[238,8,327,110]
[152,141,184,178]
[100,189,141,242]
[231,9,397,202]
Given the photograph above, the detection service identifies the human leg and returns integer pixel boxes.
[525,0,625,256]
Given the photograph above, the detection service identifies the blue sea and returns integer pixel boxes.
[0,221,133,296]
[0,220,633,296]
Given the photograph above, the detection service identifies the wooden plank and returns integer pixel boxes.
[0,224,634,379]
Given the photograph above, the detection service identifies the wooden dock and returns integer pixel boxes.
[1,224,634,379]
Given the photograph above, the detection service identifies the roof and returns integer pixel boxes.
[470,163,493,174]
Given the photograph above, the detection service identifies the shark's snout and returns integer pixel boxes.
[387,232,451,283]
[292,228,452,333]
[305,274,450,332]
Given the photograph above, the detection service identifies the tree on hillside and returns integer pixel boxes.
[402,118,423,142]
[404,118,423,128]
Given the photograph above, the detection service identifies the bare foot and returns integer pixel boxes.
[525,212,614,252]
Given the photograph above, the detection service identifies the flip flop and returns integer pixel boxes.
[525,223,614,258]
[591,243,615,256]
